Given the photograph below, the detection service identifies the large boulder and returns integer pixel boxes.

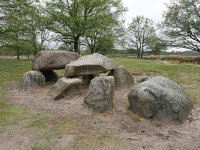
[109,66,134,88]
[128,76,193,123]
[65,53,117,77]
[32,51,80,70]
[51,77,82,100]
[84,76,115,112]
[20,71,45,89]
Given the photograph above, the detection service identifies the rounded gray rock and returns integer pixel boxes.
[32,51,80,70]
[20,71,45,89]
[128,76,193,123]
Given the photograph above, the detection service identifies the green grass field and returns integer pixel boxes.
[0,58,200,149]
[0,58,200,102]
[113,58,200,103]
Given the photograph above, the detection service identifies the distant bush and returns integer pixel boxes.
[143,55,200,64]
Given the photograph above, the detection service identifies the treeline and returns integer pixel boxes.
[0,0,199,59]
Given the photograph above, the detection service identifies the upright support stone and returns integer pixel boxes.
[84,76,115,112]
[109,66,134,88]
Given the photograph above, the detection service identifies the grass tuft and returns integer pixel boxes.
[68,133,113,150]
[0,99,8,105]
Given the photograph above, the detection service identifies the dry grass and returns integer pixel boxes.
[143,55,200,64]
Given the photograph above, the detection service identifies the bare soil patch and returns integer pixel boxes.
[2,75,200,150]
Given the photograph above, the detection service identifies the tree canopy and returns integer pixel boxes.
[162,0,200,52]
[2,0,199,58]
[45,0,126,54]
[0,0,49,59]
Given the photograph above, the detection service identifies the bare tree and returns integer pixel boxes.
[127,16,155,58]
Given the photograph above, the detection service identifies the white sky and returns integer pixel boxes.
[122,0,171,25]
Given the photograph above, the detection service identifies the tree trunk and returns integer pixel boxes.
[90,46,95,54]
[141,47,144,59]
[34,50,37,56]
[74,37,80,54]
[27,51,30,60]
[16,48,20,60]
[137,49,140,58]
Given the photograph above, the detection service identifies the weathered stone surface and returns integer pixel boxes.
[109,66,134,88]
[51,77,82,100]
[20,71,45,89]
[84,76,115,112]
[65,53,117,77]
[32,51,80,70]
[40,70,58,82]
[128,76,193,123]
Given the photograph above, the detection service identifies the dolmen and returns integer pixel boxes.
[65,53,134,88]
[20,51,80,88]
[20,51,193,123]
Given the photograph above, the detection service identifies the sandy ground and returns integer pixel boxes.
[1,76,200,150]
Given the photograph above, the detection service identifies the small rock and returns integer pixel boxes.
[20,71,45,89]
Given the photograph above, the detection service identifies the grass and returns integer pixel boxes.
[27,116,79,141]
[31,144,50,150]
[0,59,77,145]
[0,99,8,105]
[68,133,114,150]
[113,57,200,77]
[0,58,199,149]
[0,59,31,97]
[0,106,32,133]
[113,57,200,103]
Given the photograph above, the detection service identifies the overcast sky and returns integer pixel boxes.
[122,0,171,25]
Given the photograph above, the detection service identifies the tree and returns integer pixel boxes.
[0,0,34,59]
[23,3,50,55]
[127,16,156,58]
[162,0,200,52]
[58,43,74,51]
[148,36,167,55]
[0,0,49,59]
[84,30,115,54]
[45,0,126,54]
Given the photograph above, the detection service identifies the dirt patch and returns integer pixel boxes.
[3,75,200,150]
[0,128,38,150]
